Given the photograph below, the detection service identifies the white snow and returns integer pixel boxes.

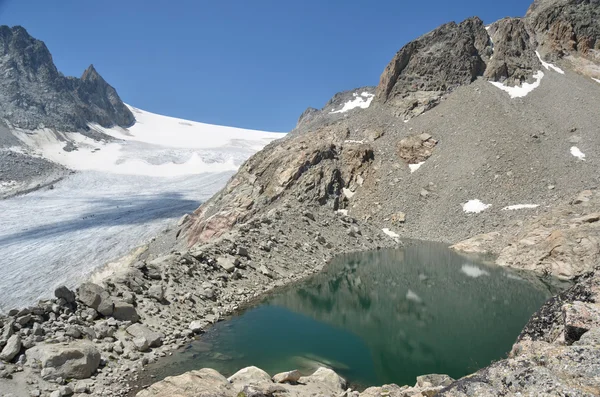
[571,146,586,160]
[382,228,400,239]
[461,264,490,278]
[409,162,425,173]
[330,92,374,114]
[12,106,282,177]
[486,26,494,59]
[406,289,422,303]
[1,106,284,311]
[342,188,356,199]
[462,199,492,214]
[344,140,365,144]
[535,51,565,74]
[489,71,544,98]
[336,209,349,216]
[593,78,600,84]
[502,204,539,211]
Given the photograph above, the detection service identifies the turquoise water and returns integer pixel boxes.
[147,241,559,389]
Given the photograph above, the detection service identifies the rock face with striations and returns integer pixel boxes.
[0,25,134,131]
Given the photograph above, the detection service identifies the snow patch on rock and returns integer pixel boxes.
[462,199,492,214]
[409,162,425,173]
[382,228,400,239]
[489,71,544,98]
[330,92,374,114]
[406,289,422,303]
[535,51,565,74]
[502,204,539,211]
[571,146,586,160]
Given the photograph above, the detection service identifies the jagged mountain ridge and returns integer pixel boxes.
[0,25,134,131]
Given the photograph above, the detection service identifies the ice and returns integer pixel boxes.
[489,71,544,98]
[571,146,586,160]
[462,199,491,213]
[0,171,234,312]
[409,162,425,173]
[535,51,565,74]
[502,204,539,211]
[330,92,374,114]
[461,264,490,278]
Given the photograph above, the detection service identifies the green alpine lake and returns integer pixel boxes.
[145,241,562,389]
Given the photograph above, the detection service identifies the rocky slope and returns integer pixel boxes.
[2,0,600,396]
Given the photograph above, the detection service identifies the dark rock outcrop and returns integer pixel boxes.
[0,25,134,131]
[375,17,491,118]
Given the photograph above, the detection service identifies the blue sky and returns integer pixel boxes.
[0,0,531,132]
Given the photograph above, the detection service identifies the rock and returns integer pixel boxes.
[58,386,73,396]
[25,341,101,380]
[133,337,150,352]
[236,246,249,257]
[562,301,600,344]
[416,373,454,388]
[112,301,139,322]
[136,368,233,397]
[0,318,14,343]
[77,283,114,316]
[397,133,438,164]
[54,286,76,303]
[126,324,163,347]
[188,321,204,334]
[304,212,315,221]
[146,255,174,280]
[272,369,301,384]
[300,367,346,391]
[0,334,21,362]
[228,366,272,387]
[148,285,165,302]
[217,256,236,273]
[259,265,272,278]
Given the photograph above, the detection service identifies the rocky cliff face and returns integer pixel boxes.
[0,26,134,131]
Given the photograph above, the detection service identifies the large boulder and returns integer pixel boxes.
[26,341,101,380]
[299,367,347,393]
[126,324,163,348]
[0,334,21,362]
[136,368,234,397]
[227,366,272,388]
[77,283,114,316]
[111,301,139,322]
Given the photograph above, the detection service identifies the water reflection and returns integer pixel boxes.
[146,241,562,388]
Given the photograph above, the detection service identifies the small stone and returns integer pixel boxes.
[188,320,205,333]
[133,337,150,352]
[273,369,302,383]
[148,285,165,302]
[0,334,21,362]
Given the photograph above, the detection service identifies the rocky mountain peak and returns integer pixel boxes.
[0,25,134,131]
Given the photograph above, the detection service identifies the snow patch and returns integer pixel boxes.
[343,188,356,199]
[593,78,600,84]
[461,264,490,278]
[406,289,422,303]
[535,51,565,74]
[462,199,492,214]
[330,92,374,114]
[489,71,544,98]
[336,209,349,216]
[502,204,539,211]
[571,146,586,160]
[0,180,18,190]
[344,140,364,144]
[382,228,400,239]
[409,162,425,173]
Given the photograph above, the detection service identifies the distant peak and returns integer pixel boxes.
[81,64,103,82]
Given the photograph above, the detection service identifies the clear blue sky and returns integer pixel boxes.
[0,0,531,132]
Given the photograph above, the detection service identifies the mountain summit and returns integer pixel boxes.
[0,25,134,131]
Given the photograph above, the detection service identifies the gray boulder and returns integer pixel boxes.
[272,369,301,384]
[54,286,76,303]
[126,324,163,348]
[217,256,236,273]
[0,334,21,362]
[111,301,139,322]
[148,285,165,302]
[77,283,114,316]
[25,341,101,380]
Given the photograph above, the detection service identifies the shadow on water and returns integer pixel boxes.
[141,241,566,390]
[0,192,200,245]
